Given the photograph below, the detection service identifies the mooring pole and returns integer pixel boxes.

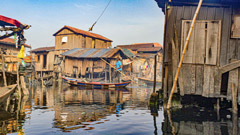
[167,0,203,109]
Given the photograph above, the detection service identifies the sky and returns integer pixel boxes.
[0,0,164,49]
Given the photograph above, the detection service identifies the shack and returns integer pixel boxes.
[53,25,112,50]
[61,48,135,82]
[30,46,68,79]
[155,0,240,102]
[0,38,31,55]
[117,43,163,86]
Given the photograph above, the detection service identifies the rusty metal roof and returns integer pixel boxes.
[53,25,112,42]
[30,46,55,52]
[137,47,162,52]
[117,43,162,51]
[0,38,31,48]
[61,48,135,59]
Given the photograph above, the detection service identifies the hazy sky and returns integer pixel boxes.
[1,0,164,49]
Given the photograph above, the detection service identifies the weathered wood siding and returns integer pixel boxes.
[55,29,111,49]
[163,5,240,98]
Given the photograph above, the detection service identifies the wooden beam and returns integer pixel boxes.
[219,60,240,74]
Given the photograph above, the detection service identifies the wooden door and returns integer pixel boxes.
[181,20,221,65]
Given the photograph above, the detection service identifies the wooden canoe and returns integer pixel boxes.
[61,76,131,88]
[0,84,17,103]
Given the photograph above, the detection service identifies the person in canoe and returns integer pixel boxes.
[115,57,122,82]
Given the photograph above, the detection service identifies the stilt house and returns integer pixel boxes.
[53,25,112,49]
[61,48,135,82]
[117,43,163,85]
[0,38,31,55]
[155,0,240,101]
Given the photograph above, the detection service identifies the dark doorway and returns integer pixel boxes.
[221,72,229,95]
[43,54,47,69]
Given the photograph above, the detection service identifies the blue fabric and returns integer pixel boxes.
[116,60,122,71]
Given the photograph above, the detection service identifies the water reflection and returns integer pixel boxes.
[162,107,239,135]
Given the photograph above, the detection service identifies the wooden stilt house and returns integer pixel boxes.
[155,0,240,101]
[53,25,112,49]
[61,48,135,82]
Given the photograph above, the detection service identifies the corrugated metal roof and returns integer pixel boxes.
[61,48,135,59]
[121,48,135,58]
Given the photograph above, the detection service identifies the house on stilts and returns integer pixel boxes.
[31,25,113,79]
[155,0,240,103]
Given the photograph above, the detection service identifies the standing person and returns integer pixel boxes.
[115,57,122,82]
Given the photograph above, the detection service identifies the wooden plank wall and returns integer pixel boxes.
[164,5,240,98]
[55,29,111,50]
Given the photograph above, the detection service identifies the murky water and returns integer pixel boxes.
[0,82,239,135]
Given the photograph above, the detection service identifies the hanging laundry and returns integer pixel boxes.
[17,45,25,58]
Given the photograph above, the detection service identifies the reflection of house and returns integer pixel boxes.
[53,87,128,131]
[53,25,112,49]
[61,48,135,82]
[117,43,163,84]
[155,0,240,101]
[0,38,31,55]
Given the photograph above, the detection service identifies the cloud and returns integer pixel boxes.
[74,3,97,10]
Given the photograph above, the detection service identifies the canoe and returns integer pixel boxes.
[61,76,131,88]
[0,84,17,103]
[138,77,162,86]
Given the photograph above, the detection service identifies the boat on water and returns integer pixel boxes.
[0,84,17,103]
[61,76,131,88]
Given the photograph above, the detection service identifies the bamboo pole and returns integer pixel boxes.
[1,54,7,86]
[101,58,136,83]
[167,0,203,109]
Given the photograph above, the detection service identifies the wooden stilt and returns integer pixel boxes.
[163,66,168,109]
[233,109,238,135]
[153,54,157,93]
[16,64,21,97]
[1,54,7,86]
[109,65,112,83]
[167,0,203,109]
[105,68,107,83]
[5,97,10,111]
[91,67,94,81]
[232,83,238,114]
[20,75,29,95]
[41,71,44,88]
[217,98,220,121]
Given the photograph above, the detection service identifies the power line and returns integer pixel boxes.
[89,0,112,31]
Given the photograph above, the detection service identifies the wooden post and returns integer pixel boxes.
[16,64,21,97]
[91,67,94,82]
[1,54,7,86]
[167,0,203,109]
[109,65,112,83]
[20,75,29,95]
[232,83,238,114]
[153,55,157,93]
[41,71,44,88]
[105,68,107,83]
